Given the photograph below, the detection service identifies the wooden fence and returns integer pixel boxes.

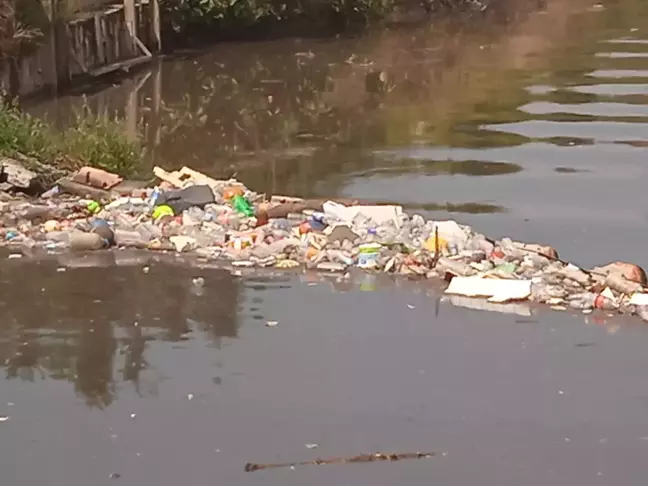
[1,0,160,96]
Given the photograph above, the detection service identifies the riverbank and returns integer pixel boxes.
[0,99,143,182]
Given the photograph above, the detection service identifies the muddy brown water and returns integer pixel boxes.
[6,0,648,484]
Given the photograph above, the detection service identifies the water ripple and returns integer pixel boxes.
[519,101,648,118]
[588,69,648,78]
[567,84,648,96]
[482,120,648,143]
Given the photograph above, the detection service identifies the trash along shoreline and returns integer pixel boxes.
[3,163,648,324]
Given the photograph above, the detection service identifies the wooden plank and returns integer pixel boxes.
[88,55,151,77]
[100,12,109,62]
[94,15,105,63]
[149,0,161,53]
[153,167,186,188]
[123,0,137,57]
[151,63,162,145]
[134,36,152,57]
[113,14,121,60]
[69,39,89,73]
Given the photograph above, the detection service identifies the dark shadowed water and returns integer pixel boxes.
[6,0,648,484]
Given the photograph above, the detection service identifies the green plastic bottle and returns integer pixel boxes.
[231,194,254,217]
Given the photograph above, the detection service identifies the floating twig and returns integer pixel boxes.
[245,451,436,472]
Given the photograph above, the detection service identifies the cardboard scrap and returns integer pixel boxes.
[153,166,244,191]
[445,276,532,303]
[322,201,403,225]
[71,167,123,189]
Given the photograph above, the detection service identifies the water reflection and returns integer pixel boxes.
[29,0,587,191]
[339,159,523,178]
[0,257,240,407]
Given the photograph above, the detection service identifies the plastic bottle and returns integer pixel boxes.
[272,218,293,232]
[135,222,162,241]
[91,219,115,247]
[364,227,378,244]
[70,232,106,251]
[287,212,305,225]
[114,228,150,248]
[568,292,617,311]
[45,231,72,245]
[149,187,163,207]
[231,195,254,217]
[182,207,205,226]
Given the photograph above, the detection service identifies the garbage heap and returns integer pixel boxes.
[2,165,648,322]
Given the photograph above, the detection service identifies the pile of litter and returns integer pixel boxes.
[2,164,648,322]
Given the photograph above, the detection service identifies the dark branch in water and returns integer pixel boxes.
[245,451,437,472]
[431,226,440,269]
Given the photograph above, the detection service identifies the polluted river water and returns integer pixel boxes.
[3,0,648,484]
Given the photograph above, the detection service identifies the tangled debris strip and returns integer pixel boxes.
[2,164,648,322]
[244,451,436,472]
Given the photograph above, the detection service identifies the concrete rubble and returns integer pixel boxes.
[2,164,648,323]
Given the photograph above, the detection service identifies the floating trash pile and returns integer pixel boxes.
[2,164,648,322]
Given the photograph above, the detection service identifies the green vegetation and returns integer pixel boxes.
[0,0,45,60]
[0,98,143,177]
[159,0,399,35]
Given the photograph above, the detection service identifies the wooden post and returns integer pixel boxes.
[149,0,161,53]
[123,0,137,57]
[152,61,162,145]
[42,0,58,93]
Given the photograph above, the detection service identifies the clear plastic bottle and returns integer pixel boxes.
[182,207,205,226]
[45,231,73,244]
[114,228,150,248]
[271,218,293,232]
[568,292,617,310]
[364,228,378,244]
